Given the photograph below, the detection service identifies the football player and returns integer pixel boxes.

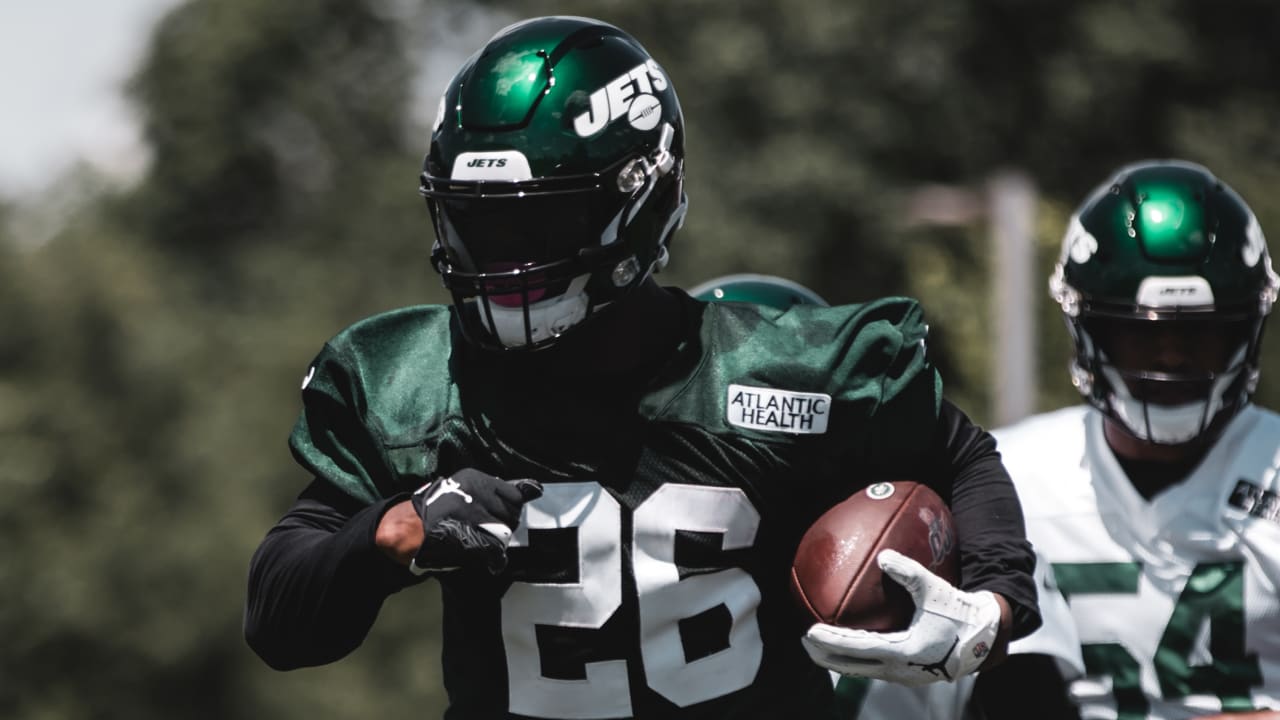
[243,17,1041,719]
[973,160,1280,719]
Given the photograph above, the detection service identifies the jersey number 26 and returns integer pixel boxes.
[503,481,763,719]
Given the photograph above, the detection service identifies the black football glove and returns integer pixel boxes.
[408,468,543,576]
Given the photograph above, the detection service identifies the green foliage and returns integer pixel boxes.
[4,0,1280,717]
[2,0,441,716]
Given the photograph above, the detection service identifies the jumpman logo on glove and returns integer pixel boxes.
[420,477,473,506]
[906,636,960,680]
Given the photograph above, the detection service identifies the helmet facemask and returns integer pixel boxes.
[1062,307,1259,445]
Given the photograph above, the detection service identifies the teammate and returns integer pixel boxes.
[973,160,1280,719]
[243,17,1041,719]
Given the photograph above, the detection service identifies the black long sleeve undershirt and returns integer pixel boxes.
[925,399,1040,640]
[244,482,422,670]
[970,653,1082,719]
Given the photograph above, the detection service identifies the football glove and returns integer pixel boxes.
[408,468,543,576]
[801,549,1001,687]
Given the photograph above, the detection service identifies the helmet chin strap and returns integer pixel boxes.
[1099,346,1247,445]
[482,275,593,348]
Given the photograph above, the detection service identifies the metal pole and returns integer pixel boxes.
[988,171,1037,426]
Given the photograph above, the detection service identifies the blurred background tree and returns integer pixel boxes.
[2,0,1278,716]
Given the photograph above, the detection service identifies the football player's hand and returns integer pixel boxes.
[382,468,542,575]
[801,549,1004,687]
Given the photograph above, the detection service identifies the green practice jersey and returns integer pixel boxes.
[290,291,942,719]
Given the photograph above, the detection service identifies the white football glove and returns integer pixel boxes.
[801,549,1002,687]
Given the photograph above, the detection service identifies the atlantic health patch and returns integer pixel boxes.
[726,384,831,434]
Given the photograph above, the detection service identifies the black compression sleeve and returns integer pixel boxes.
[243,479,422,670]
[925,399,1041,640]
[970,653,1082,719]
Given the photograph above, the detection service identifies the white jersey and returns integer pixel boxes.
[996,404,1280,719]
[832,673,974,720]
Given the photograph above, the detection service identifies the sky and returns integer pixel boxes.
[0,0,184,198]
[0,2,501,203]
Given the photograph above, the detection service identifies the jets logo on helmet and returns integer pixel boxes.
[451,151,531,181]
[1050,159,1280,445]
[1245,213,1267,268]
[1065,216,1099,265]
[573,60,669,137]
[418,17,687,351]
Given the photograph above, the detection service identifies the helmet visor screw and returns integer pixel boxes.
[612,257,641,287]
[617,158,649,193]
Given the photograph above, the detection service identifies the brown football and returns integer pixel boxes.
[790,480,960,631]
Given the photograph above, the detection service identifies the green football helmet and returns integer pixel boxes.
[1050,159,1279,444]
[419,16,687,351]
[689,274,830,309]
